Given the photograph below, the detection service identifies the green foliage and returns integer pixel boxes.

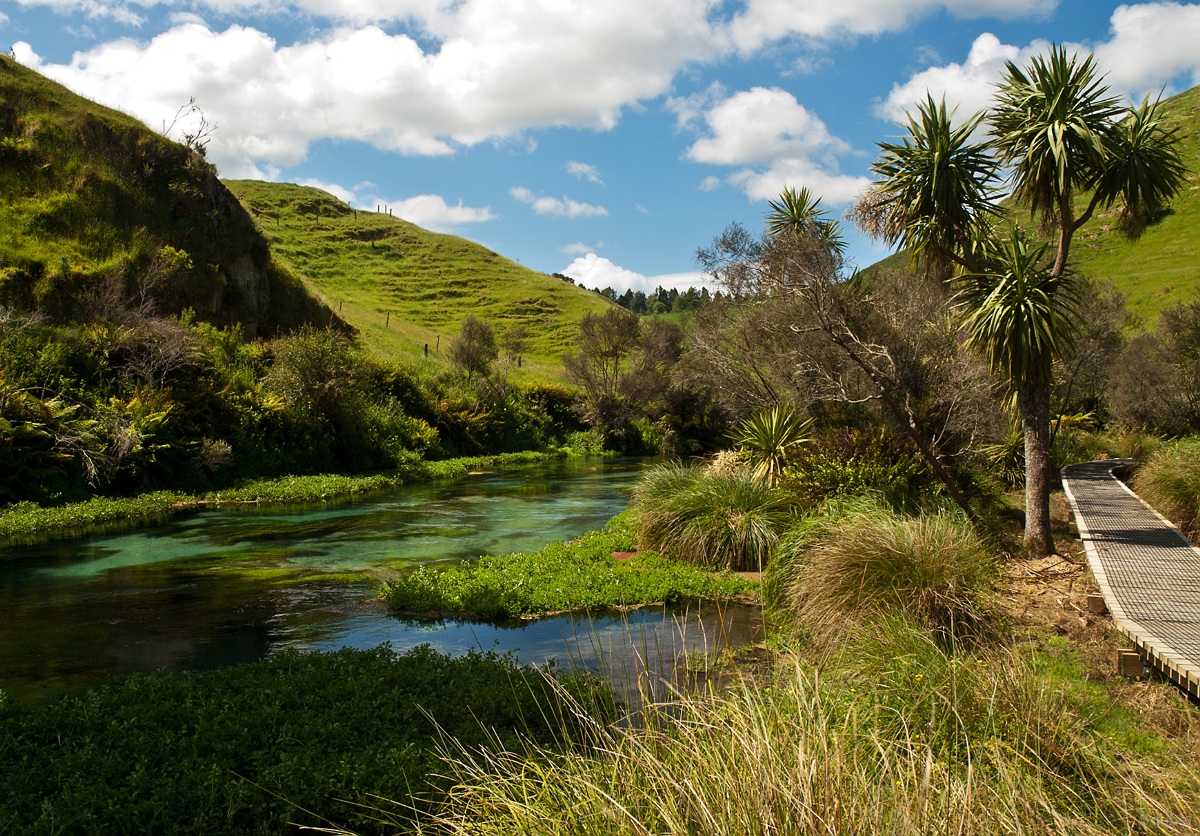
[447,315,498,381]
[0,645,605,835]
[787,427,930,510]
[774,501,999,646]
[1131,436,1200,542]
[863,95,998,273]
[382,513,754,619]
[631,463,803,572]
[0,491,184,545]
[732,403,813,488]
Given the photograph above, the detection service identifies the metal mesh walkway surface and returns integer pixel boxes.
[1062,459,1200,698]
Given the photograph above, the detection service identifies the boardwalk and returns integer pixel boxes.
[1062,459,1200,698]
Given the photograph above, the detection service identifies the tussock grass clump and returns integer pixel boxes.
[418,630,1200,835]
[1131,437,1200,541]
[777,502,999,645]
[631,463,803,572]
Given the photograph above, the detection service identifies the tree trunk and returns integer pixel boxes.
[1019,381,1054,555]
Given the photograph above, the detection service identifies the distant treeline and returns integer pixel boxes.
[550,274,719,314]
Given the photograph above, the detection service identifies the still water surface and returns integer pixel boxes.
[0,458,761,703]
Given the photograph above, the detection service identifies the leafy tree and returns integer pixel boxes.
[857,45,1186,553]
[447,315,498,382]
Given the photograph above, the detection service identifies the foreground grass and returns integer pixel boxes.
[0,645,611,836]
[420,624,1199,835]
[383,513,757,619]
[0,450,565,547]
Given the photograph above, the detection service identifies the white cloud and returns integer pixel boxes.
[566,161,603,184]
[878,5,1200,126]
[297,178,357,204]
[728,0,1057,53]
[687,86,848,166]
[12,0,719,175]
[271,175,495,229]
[560,241,605,255]
[384,194,496,230]
[684,87,870,206]
[560,253,709,294]
[511,186,607,218]
[1094,2,1200,95]
[699,175,722,191]
[876,32,1031,123]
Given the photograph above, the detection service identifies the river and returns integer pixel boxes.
[0,458,762,703]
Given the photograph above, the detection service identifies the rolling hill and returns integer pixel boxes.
[225,180,614,379]
[0,55,337,336]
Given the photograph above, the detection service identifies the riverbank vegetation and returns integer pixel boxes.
[0,645,614,835]
[0,450,565,546]
[383,511,755,619]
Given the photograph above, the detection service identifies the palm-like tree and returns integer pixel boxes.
[864,95,998,275]
[733,404,813,488]
[990,45,1186,278]
[955,230,1078,552]
[766,186,846,255]
[859,44,1186,554]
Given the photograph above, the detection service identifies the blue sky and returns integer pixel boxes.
[4,0,1200,292]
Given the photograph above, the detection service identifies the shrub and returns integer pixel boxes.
[631,463,803,572]
[787,427,928,511]
[775,502,999,645]
[1131,436,1200,542]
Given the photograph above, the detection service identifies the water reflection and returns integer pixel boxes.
[0,459,764,703]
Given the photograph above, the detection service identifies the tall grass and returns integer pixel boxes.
[1131,436,1200,541]
[631,463,803,572]
[773,501,999,646]
[414,628,1200,835]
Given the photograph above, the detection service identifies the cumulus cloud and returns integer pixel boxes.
[566,161,603,184]
[12,0,718,175]
[687,86,848,165]
[684,87,870,205]
[699,175,722,191]
[1094,2,1200,95]
[385,194,496,230]
[878,4,1200,125]
[728,0,1056,52]
[875,32,1032,123]
[560,253,708,294]
[511,186,607,218]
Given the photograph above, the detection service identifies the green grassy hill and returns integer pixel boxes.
[1068,84,1200,326]
[0,55,335,335]
[863,84,1200,328]
[225,180,614,380]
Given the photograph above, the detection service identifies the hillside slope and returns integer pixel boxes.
[0,56,336,335]
[226,180,614,377]
[862,83,1199,327]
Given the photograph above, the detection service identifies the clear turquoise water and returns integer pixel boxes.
[0,459,762,703]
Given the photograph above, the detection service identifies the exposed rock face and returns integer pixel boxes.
[216,252,272,339]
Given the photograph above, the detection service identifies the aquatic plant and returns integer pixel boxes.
[0,645,606,835]
[383,514,755,619]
